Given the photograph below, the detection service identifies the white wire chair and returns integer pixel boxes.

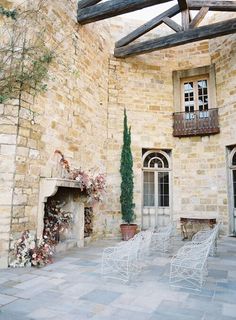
[169,229,217,291]
[151,223,174,253]
[101,229,154,282]
[101,232,142,282]
[191,222,221,256]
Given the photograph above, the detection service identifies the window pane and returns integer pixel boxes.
[184,81,194,113]
[143,172,154,206]
[232,152,236,166]
[198,79,208,111]
[158,172,169,207]
[149,158,162,168]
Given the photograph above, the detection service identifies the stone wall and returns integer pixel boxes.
[0,0,113,267]
[210,33,236,229]
[107,33,236,234]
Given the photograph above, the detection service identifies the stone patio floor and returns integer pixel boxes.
[0,236,236,320]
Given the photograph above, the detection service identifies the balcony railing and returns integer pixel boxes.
[173,108,220,137]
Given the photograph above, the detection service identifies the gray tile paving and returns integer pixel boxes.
[0,236,235,319]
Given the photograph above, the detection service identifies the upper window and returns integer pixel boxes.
[173,65,216,114]
[182,76,209,118]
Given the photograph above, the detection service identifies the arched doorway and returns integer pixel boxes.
[142,150,172,229]
[229,147,236,235]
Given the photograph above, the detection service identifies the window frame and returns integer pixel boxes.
[173,65,216,113]
[229,147,236,209]
[142,150,171,208]
[181,74,210,114]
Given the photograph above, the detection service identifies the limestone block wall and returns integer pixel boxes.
[107,35,236,233]
[0,0,113,266]
[210,34,236,228]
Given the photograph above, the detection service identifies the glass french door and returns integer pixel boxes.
[232,169,236,233]
[142,150,171,229]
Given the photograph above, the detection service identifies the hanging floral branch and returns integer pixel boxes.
[54,150,70,173]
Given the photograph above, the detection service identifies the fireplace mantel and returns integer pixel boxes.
[38,177,86,201]
[37,177,87,248]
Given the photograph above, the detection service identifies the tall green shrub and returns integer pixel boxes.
[120,109,134,224]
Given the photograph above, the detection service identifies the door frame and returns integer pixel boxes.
[141,150,172,229]
[228,146,236,235]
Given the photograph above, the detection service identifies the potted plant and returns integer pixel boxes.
[120,109,137,240]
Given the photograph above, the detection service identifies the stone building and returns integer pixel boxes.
[0,0,236,268]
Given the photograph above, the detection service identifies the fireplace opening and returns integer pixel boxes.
[84,207,93,238]
[43,198,73,245]
[42,186,87,251]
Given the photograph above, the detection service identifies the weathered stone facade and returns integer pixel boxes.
[0,1,236,267]
[0,0,113,267]
[107,34,236,233]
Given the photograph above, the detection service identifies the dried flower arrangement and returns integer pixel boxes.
[10,151,106,268]
[31,238,54,267]
[54,150,106,204]
[9,231,53,268]
[10,199,73,267]
[43,199,73,246]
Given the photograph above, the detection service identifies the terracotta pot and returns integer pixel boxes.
[120,224,138,241]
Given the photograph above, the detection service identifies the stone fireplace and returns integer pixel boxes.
[38,178,87,250]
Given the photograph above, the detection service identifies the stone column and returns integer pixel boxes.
[0,102,17,268]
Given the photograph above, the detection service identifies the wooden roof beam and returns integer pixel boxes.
[187,1,236,11]
[178,0,188,10]
[115,5,180,48]
[162,17,183,32]
[181,9,190,30]
[189,7,209,28]
[114,17,236,57]
[77,0,173,24]
[78,0,102,10]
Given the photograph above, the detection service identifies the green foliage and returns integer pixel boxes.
[0,6,17,20]
[0,2,54,104]
[120,109,134,224]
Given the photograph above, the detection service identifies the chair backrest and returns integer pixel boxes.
[115,232,141,259]
[192,222,220,244]
[189,231,216,258]
[139,230,153,255]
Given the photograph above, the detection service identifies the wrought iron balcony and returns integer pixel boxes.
[173,108,220,137]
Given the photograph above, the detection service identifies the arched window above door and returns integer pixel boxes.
[143,151,170,169]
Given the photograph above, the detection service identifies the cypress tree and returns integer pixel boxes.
[120,109,134,224]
